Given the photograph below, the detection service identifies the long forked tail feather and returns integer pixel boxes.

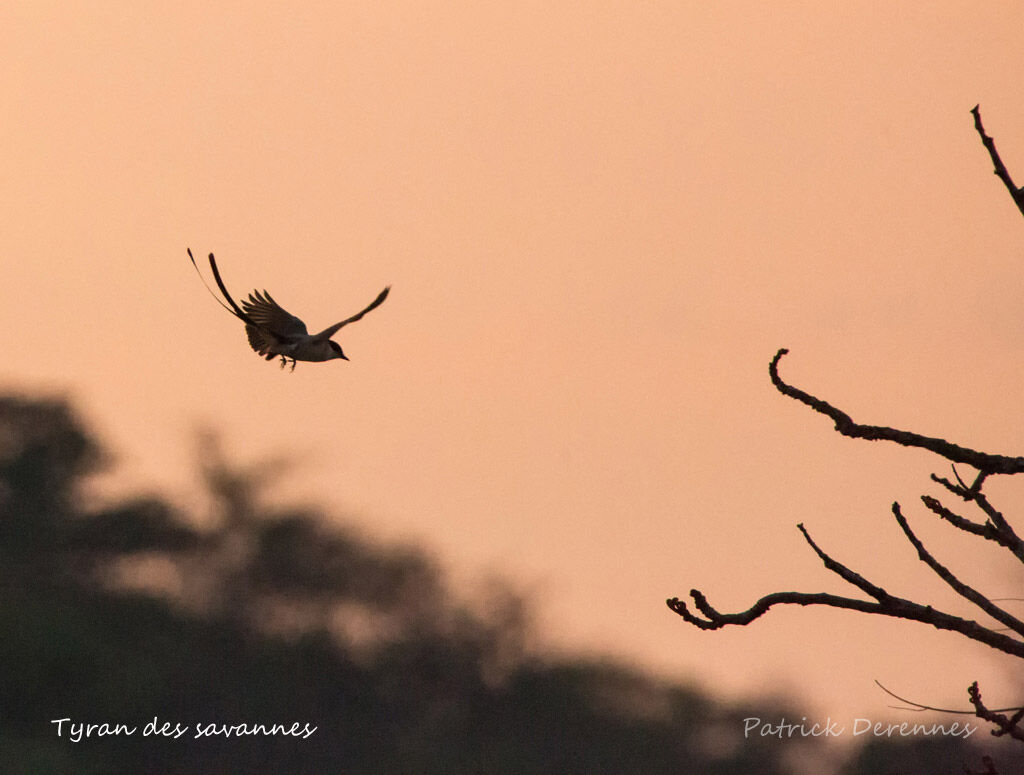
[187,248,236,316]
[186,248,261,329]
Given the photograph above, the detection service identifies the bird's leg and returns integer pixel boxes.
[279,356,288,370]
[289,358,296,372]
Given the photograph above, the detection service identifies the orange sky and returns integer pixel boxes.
[3,2,1024,724]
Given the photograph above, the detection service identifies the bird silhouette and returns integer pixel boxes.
[188,249,389,370]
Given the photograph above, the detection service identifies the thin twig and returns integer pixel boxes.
[796,523,889,601]
[971,104,1024,218]
[874,679,1022,714]
[953,464,971,491]
[921,495,988,537]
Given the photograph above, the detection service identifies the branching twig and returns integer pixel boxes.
[929,475,1024,562]
[972,104,1024,218]
[673,349,1024,653]
[667,522,1024,657]
[969,682,1024,741]
[891,503,1024,636]
[953,464,988,495]
[968,492,1024,562]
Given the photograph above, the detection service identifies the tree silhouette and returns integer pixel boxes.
[668,106,1024,772]
[0,390,827,773]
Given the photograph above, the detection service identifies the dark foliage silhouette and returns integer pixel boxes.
[0,391,825,773]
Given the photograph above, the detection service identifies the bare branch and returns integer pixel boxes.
[674,107,1024,747]
[668,589,885,629]
[969,682,1024,741]
[668,522,1024,658]
[674,107,1024,748]
[891,503,1024,636]
[972,104,1024,218]
[769,349,1024,474]
[667,586,1024,657]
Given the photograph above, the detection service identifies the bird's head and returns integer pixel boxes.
[328,341,349,361]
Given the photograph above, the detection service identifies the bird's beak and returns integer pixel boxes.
[339,353,349,361]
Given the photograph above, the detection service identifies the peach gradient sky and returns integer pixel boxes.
[4,2,1024,721]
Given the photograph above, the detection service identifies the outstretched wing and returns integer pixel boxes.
[241,290,309,339]
[312,286,391,340]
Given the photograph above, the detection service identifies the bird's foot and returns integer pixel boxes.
[289,359,296,372]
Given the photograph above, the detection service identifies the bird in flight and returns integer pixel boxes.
[187,249,390,370]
